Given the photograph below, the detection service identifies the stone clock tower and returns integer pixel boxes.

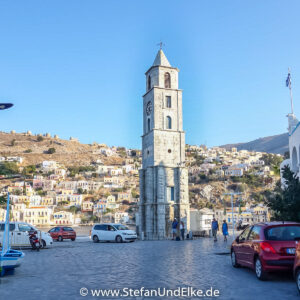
[138,49,190,240]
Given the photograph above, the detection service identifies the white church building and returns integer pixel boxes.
[281,113,300,182]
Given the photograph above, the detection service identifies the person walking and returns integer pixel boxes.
[172,218,178,240]
[222,220,228,241]
[180,220,185,240]
[211,218,219,242]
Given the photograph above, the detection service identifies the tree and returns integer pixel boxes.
[37,136,44,142]
[22,165,36,176]
[69,206,80,214]
[261,153,283,168]
[47,147,56,154]
[266,165,300,222]
[0,195,7,205]
[0,162,19,175]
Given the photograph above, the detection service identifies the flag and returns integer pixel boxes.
[286,72,291,87]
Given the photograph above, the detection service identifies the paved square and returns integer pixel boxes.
[0,237,297,300]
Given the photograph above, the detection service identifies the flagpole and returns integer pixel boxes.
[288,68,294,115]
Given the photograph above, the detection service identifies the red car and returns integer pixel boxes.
[293,239,300,293]
[231,222,300,280]
[48,226,76,242]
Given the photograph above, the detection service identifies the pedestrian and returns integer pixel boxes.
[211,218,219,242]
[180,220,185,240]
[172,218,178,240]
[222,220,228,241]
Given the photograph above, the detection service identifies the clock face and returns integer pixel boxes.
[146,101,152,115]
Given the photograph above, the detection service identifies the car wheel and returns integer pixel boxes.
[71,238,75,241]
[93,235,99,243]
[296,269,300,294]
[41,240,46,248]
[115,235,123,243]
[255,257,267,280]
[58,236,63,242]
[231,250,240,268]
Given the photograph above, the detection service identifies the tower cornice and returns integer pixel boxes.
[145,65,179,75]
[142,86,182,97]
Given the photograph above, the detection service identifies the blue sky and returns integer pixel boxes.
[0,0,299,148]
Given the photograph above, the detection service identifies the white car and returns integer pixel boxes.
[0,222,53,248]
[91,223,137,243]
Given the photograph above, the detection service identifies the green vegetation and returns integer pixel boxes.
[37,136,44,142]
[68,166,96,177]
[231,173,264,188]
[266,165,300,222]
[24,149,32,153]
[131,189,139,198]
[10,139,16,146]
[261,153,283,175]
[69,206,80,214]
[22,165,36,176]
[0,195,7,205]
[47,147,56,154]
[0,162,19,175]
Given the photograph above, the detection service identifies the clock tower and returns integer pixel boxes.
[138,49,190,240]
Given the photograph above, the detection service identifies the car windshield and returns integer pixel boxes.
[265,225,300,241]
[114,225,129,230]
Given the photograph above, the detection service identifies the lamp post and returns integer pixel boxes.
[223,192,243,239]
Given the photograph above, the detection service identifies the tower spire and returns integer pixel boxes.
[152,48,171,67]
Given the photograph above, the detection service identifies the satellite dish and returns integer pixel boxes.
[0,103,13,110]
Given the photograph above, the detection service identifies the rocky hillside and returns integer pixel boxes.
[0,132,123,166]
[221,133,288,154]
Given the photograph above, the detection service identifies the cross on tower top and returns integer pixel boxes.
[157,41,165,50]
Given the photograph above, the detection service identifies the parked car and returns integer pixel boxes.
[0,222,53,248]
[293,239,300,293]
[91,223,137,243]
[48,226,76,242]
[231,222,300,280]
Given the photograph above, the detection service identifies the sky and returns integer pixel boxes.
[0,0,300,149]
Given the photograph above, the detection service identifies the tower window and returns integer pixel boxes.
[147,75,151,91]
[166,116,172,129]
[167,186,175,202]
[166,96,171,108]
[164,72,171,88]
[147,118,151,132]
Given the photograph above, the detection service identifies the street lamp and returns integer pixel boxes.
[0,103,13,110]
[223,192,243,239]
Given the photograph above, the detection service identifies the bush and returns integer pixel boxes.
[37,136,44,142]
[47,147,56,154]
[24,149,32,153]
[22,165,36,175]
[0,162,19,175]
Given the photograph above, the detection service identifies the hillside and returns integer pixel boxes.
[0,132,123,166]
[221,133,289,154]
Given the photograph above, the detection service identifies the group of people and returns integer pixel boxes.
[171,218,185,240]
[170,217,229,242]
[211,218,228,242]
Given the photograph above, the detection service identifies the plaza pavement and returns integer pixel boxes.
[0,235,297,300]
